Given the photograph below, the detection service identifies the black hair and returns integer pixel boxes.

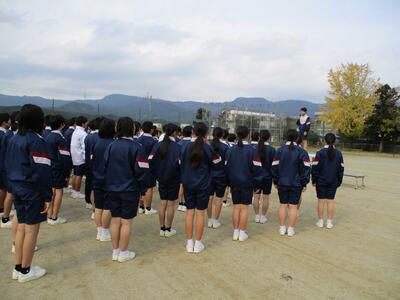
[49,114,65,130]
[88,117,104,131]
[10,111,19,131]
[190,122,208,169]
[182,125,193,138]
[211,127,223,153]
[44,115,51,126]
[134,121,141,135]
[296,135,303,145]
[236,126,249,147]
[76,116,88,127]
[258,130,271,164]
[151,125,158,137]
[65,117,76,128]
[0,113,10,126]
[17,104,45,135]
[227,133,236,143]
[159,123,177,160]
[142,121,153,134]
[251,131,260,142]
[286,129,299,150]
[222,129,229,140]
[99,118,116,139]
[116,117,134,138]
[300,107,307,112]
[176,126,182,135]
[325,133,336,161]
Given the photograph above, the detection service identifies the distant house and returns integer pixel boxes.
[311,111,337,137]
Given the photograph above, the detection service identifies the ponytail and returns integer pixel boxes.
[325,133,336,161]
[286,129,299,151]
[211,127,223,153]
[160,123,177,160]
[236,126,249,148]
[190,122,208,169]
[258,130,271,164]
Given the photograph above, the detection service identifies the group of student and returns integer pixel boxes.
[0,104,345,283]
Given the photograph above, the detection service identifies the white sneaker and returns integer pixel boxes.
[260,215,268,224]
[207,219,214,228]
[91,212,94,220]
[96,232,101,241]
[279,226,287,236]
[117,251,136,262]
[159,229,165,237]
[144,208,157,215]
[164,228,177,237]
[255,214,261,223]
[232,229,239,241]
[287,227,295,237]
[181,205,187,212]
[222,201,231,207]
[239,230,249,242]
[316,219,324,228]
[138,207,145,214]
[48,217,67,225]
[1,219,12,228]
[177,205,184,212]
[212,219,221,229]
[85,203,92,209]
[194,240,205,253]
[18,266,46,283]
[12,269,21,280]
[100,231,111,242]
[326,219,334,229]
[112,249,120,261]
[186,240,194,253]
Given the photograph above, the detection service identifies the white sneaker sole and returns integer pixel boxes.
[117,255,136,263]
[186,246,194,253]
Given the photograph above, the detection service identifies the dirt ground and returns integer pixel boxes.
[1,153,399,300]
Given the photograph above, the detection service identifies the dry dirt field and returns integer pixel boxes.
[1,153,399,300]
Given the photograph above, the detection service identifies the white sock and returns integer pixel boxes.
[280,225,286,230]
[233,229,239,235]
[101,228,108,235]
[113,248,120,255]
[288,226,294,231]
[187,239,193,246]
[194,240,203,247]
[97,227,101,234]
[119,250,129,256]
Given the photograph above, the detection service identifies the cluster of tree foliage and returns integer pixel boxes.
[321,63,399,152]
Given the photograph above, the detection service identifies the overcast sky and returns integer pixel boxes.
[0,0,399,103]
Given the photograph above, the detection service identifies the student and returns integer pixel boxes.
[62,118,75,193]
[177,125,193,212]
[84,118,102,213]
[6,104,52,282]
[44,115,70,225]
[92,118,115,242]
[227,133,236,147]
[295,135,308,215]
[148,123,181,237]
[105,117,149,262]
[207,127,229,229]
[252,130,275,224]
[296,107,311,150]
[180,122,213,253]
[137,121,158,215]
[312,133,344,229]
[221,129,231,208]
[0,113,11,223]
[42,115,52,139]
[70,116,88,199]
[272,129,311,237]
[226,126,263,242]
[250,131,259,145]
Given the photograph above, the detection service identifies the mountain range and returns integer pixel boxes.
[0,93,322,123]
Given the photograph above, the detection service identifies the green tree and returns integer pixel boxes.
[321,63,379,139]
[365,84,400,152]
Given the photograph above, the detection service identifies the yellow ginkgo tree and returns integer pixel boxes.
[321,63,379,138]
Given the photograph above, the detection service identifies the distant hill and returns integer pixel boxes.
[0,93,322,123]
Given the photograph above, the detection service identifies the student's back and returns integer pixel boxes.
[137,133,157,156]
[105,138,148,192]
[84,131,99,172]
[226,142,262,189]
[149,141,181,184]
[312,146,344,186]
[0,129,13,177]
[180,141,213,190]
[253,142,276,180]
[211,141,229,180]
[6,131,52,198]
[64,127,74,146]
[44,131,70,172]
[272,143,310,187]
[92,138,114,189]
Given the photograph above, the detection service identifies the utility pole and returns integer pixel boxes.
[52,99,55,113]
[97,104,100,116]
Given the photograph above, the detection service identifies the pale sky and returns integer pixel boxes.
[0,0,399,102]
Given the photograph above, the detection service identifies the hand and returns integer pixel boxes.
[274,184,278,190]
[304,131,308,136]
[255,189,260,194]
[302,187,307,192]
[41,202,50,214]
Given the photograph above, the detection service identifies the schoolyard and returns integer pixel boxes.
[0,153,399,300]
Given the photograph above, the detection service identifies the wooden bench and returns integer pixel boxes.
[344,172,365,189]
